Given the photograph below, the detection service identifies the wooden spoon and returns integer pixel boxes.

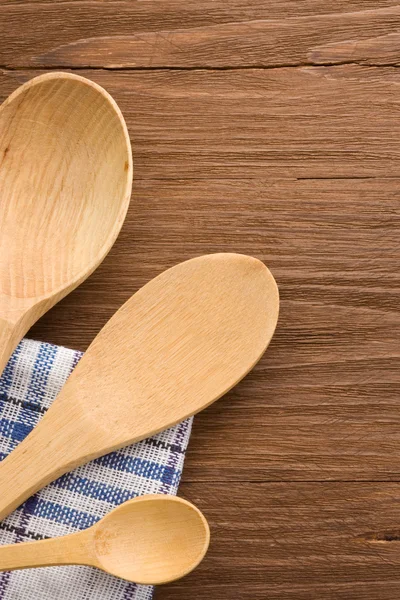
[0,253,279,521]
[0,495,210,585]
[0,72,133,375]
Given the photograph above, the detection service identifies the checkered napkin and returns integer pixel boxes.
[0,339,193,600]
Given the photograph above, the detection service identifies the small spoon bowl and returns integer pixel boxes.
[0,495,210,585]
[93,495,210,584]
[0,72,132,373]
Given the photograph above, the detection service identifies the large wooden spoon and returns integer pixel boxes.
[0,253,279,521]
[0,495,210,585]
[0,72,133,375]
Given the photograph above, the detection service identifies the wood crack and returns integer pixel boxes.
[358,531,400,543]
[2,61,400,71]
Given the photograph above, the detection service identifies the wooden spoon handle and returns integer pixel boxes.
[0,407,99,521]
[0,305,38,376]
[0,318,20,377]
[0,531,89,572]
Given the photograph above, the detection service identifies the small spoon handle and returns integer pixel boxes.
[0,531,89,572]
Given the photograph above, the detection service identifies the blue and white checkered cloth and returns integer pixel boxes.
[0,339,193,599]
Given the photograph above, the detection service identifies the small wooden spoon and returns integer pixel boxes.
[0,495,210,585]
[0,253,279,521]
[0,72,133,375]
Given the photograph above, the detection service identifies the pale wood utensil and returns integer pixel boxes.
[0,72,133,375]
[0,253,279,521]
[0,495,210,585]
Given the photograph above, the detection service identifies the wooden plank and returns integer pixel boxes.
[2,4,400,68]
[11,175,395,481]
[156,482,400,599]
[1,0,395,9]
[3,66,400,180]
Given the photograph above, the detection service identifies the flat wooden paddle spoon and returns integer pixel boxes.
[0,495,210,585]
[0,253,279,521]
[0,72,132,375]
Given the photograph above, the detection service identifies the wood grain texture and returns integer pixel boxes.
[24,7,400,69]
[156,483,400,600]
[2,3,400,68]
[1,1,400,598]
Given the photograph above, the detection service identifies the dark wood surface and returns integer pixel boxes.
[1,2,400,598]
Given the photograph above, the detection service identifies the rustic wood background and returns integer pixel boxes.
[1,2,400,598]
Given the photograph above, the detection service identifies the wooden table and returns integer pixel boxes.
[1,2,400,598]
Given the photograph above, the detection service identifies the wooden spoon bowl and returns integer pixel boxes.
[0,253,279,522]
[0,72,132,373]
